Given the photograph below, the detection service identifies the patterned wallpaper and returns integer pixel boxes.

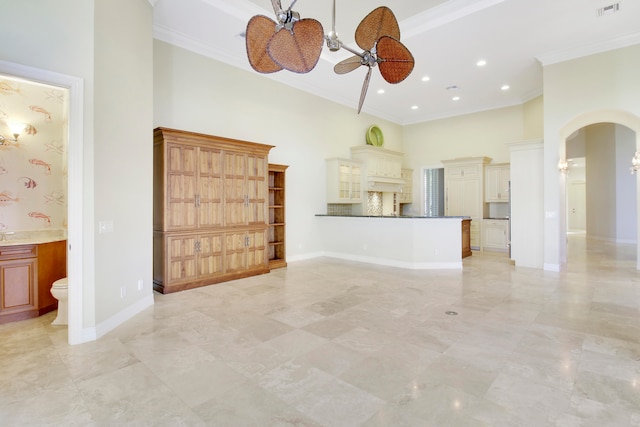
[0,76,67,233]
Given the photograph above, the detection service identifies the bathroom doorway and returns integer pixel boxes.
[0,60,84,344]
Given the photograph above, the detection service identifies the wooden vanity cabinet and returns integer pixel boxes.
[0,240,66,324]
[153,128,273,294]
[0,245,37,323]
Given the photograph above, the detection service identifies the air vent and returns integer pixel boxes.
[597,2,621,16]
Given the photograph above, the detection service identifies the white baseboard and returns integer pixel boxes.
[322,251,463,270]
[543,263,561,272]
[93,294,155,340]
[287,252,325,263]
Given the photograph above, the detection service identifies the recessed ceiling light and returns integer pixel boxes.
[476,59,487,67]
[421,76,430,82]
[501,85,510,91]
[411,105,419,110]
[377,89,385,94]
[452,96,460,101]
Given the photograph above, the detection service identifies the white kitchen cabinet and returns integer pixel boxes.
[482,219,509,251]
[350,146,403,179]
[442,157,491,250]
[399,168,413,203]
[326,158,363,203]
[485,164,510,202]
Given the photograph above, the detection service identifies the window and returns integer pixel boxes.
[423,168,444,217]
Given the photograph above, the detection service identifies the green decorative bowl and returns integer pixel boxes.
[366,125,384,147]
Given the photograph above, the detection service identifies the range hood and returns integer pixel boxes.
[365,176,405,193]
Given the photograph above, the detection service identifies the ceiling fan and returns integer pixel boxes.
[245,0,415,114]
[245,0,324,74]
[327,2,415,113]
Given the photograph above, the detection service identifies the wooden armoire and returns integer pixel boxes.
[153,128,274,294]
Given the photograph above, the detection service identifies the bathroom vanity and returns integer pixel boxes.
[0,239,67,324]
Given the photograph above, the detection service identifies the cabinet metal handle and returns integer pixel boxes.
[195,241,201,252]
[195,195,201,207]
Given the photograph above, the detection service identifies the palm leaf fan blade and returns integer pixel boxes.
[246,15,282,73]
[377,36,415,84]
[268,19,324,73]
[357,66,373,114]
[334,55,362,74]
[355,6,400,51]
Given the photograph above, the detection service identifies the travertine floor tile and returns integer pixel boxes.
[1,235,639,425]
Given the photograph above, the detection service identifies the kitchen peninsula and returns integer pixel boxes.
[316,215,470,270]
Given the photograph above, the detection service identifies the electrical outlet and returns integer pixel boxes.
[137,279,143,291]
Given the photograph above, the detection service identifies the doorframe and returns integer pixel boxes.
[558,109,640,269]
[0,60,85,344]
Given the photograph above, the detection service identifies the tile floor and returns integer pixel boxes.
[1,235,639,426]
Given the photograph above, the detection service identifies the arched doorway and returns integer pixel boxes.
[558,110,640,269]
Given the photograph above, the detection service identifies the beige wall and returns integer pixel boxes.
[543,44,640,268]
[523,96,544,141]
[400,96,543,213]
[153,40,403,260]
[0,0,154,338]
[94,0,154,326]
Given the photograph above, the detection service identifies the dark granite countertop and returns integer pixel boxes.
[316,214,470,219]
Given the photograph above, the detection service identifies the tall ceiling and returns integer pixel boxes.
[153,0,640,125]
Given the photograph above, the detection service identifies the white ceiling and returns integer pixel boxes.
[153,0,640,125]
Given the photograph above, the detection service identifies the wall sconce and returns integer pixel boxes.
[631,152,640,175]
[0,122,25,145]
[558,159,569,173]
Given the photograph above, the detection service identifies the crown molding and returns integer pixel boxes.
[537,31,640,66]
[402,0,505,39]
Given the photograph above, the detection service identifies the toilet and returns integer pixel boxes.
[50,278,68,325]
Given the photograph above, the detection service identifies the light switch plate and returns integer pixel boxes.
[98,220,114,234]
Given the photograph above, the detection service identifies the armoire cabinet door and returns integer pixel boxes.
[246,154,268,225]
[167,144,197,230]
[224,231,248,274]
[197,233,224,277]
[245,229,267,270]
[223,152,247,227]
[166,234,198,283]
[198,147,224,228]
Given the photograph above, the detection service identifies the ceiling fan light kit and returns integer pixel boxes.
[245,1,415,113]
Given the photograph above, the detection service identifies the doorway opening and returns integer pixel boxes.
[559,112,640,270]
[0,60,84,344]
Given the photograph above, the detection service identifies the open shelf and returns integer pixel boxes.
[268,164,288,269]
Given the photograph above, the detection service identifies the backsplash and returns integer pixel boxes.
[367,191,383,216]
[327,204,353,215]
[0,76,67,233]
